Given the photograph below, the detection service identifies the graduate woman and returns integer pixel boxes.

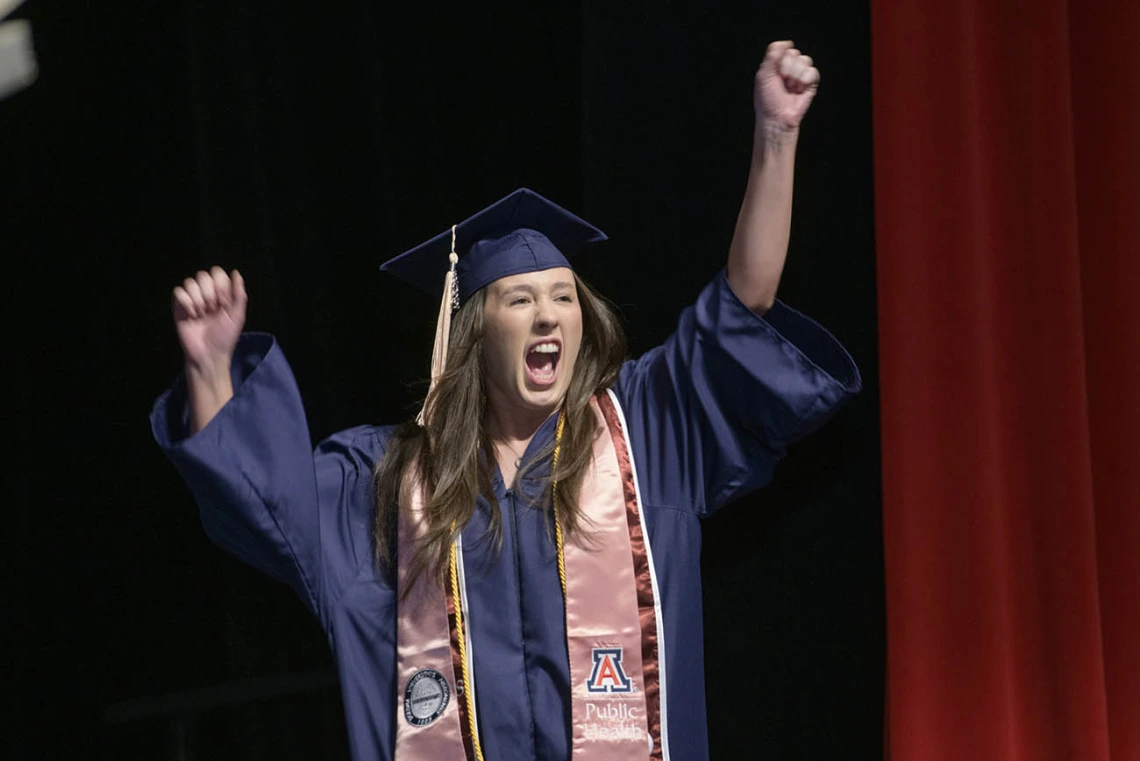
[153,41,860,761]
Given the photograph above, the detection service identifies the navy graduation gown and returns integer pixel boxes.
[151,272,860,761]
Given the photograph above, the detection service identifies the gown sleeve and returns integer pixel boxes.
[613,270,862,517]
[149,332,383,621]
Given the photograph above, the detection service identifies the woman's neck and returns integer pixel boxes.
[484,401,556,448]
[484,401,560,486]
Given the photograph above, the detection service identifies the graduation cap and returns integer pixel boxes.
[379,187,608,419]
[381,187,607,305]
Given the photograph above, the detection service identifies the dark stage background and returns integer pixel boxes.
[6,1,880,758]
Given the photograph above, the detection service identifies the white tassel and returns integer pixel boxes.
[417,228,459,426]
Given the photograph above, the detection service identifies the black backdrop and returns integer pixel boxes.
[6,1,880,758]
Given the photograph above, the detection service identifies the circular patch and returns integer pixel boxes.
[403,668,450,727]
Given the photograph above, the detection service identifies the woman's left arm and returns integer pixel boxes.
[614,43,860,517]
[727,40,820,314]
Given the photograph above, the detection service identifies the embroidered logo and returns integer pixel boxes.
[586,647,633,693]
[403,668,450,727]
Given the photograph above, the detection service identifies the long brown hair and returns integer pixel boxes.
[373,273,628,594]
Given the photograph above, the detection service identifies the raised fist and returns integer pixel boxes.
[172,266,247,370]
[754,40,820,133]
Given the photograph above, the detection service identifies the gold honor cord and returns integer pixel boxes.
[551,411,568,598]
[446,410,567,761]
[449,529,485,761]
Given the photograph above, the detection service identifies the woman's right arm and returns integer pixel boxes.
[172,266,246,433]
[155,267,368,620]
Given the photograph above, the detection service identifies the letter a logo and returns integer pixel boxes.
[586,647,633,693]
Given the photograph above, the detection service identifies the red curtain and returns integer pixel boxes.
[872,0,1140,758]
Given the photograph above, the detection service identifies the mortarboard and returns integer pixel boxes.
[379,187,608,420]
[380,187,607,306]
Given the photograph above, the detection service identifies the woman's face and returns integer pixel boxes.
[481,267,583,418]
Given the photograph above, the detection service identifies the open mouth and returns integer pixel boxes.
[525,340,561,387]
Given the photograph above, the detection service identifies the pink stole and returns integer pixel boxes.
[393,474,469,757]
[394,393,663,760]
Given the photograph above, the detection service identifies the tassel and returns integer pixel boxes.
[417,227,460,426]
